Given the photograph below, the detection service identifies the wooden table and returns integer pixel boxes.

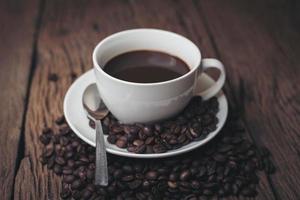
[1,0,299,199]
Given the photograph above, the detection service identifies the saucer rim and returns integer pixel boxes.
[64,69,228,158]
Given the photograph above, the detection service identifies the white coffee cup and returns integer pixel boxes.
[93,29,225,123]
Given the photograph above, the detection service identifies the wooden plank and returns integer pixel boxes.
[13,0,137,199]
[130,0,276,199]
[0,0,39,199]
[196,0,300,199]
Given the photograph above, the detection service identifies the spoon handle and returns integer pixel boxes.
[95,120,108,186]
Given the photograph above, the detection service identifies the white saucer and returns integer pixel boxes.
[64,70,228,158]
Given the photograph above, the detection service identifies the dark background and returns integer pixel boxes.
[0,0,299,199]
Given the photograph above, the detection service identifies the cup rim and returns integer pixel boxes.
[93,28,201,86]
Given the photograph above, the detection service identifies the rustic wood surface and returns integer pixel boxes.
[0,0,299,199]
[0,0,39,199]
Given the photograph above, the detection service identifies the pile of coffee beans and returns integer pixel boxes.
[89,97,219,154]
[39,108,275,200]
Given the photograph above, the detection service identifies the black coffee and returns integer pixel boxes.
[103,50,190,83]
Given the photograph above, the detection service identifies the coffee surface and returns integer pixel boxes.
[103,50,190,83]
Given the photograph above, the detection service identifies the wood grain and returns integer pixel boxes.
[197,0,300,199]
[14,0,137,199]
[0,0,39,199]
[130,0,276,199]
[11,0,300,199]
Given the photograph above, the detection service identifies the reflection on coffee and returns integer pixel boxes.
[103,50,190,83]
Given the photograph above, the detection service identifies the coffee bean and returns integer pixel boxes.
[107,135,117,144]
[135,144,146,153]
[127,180,142,189]
[143,126,153,136]
[138,130,147,140]
[146,145,154,153]
[55,115,65,125]
[60,188,71,199]
[113,169,123,179]
[218,144,233,152]
[133,139,144,146]
[59,125,70,136]
[145,137,155,145]
[122,175,134,182]
[127,146,136,152]
[63,175,75,183]
[168,173,178,181]
[53,164,62,174]
[213,154,227,162]
[153,145,167,153]
[55,156,66,165]
[123,165,133,174]
[44,144,54,157]
[191,181,201,190]
[112,126,123,133]
[203,189,213,196]
[62,168,73,175]
[116,139,127,148]
[180,170,191,181]
[39,134,51,145]
[146,171,158,180]
[86,169,94,180]
[167,181,177,189]
[71,179,83,190]
[82,189,92,199]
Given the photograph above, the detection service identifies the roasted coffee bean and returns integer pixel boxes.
[168,173,179,181]
[62,168,73,175]
[145,137,155,145]
[113,169,123,179]
[116,139,127,148]
[143,126,153,136]
[135,144,146,153]
[82,189,92,199]
[59,125,70,136]
[63,175,75,183]
[218,144,233,152]
[133,139,144,146]
[122,175,134,182]
[138,130,147,140]
[86,169,94,180]
[112,126,123,133]
[60,188,71,199]
[123,165,133,174]
[146,171,158,180]
[39,134,51,145]
[53,164,62,174]
[71,179,83,190]
[55,156,66,165]
[44,144,54,157]
[127,146,136,152]
[153,144,167,153]
[180,170,191,181]
[128,180,142,189]
[107,135,117,144]
[55,115,65,125]
[213,154,227,162]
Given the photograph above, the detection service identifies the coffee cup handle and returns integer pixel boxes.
[196,58,226,100]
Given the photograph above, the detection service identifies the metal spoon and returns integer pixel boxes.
[82,83,109,186]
